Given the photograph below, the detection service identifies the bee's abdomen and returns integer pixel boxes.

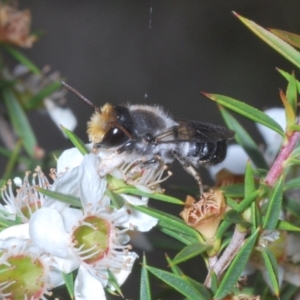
[185,141,228,166]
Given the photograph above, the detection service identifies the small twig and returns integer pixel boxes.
[265,127,300,186]
[204,227,247,287]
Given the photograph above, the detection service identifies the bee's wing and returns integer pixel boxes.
[155,119,235,143]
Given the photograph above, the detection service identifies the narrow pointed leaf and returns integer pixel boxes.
[220,107,268,169]
[115,187,184,204]
[61,126,89,155]
[171,243,211,265]
[140,254,151,300]
[3,88,37,157]
[105,190,124,209]
[270,28,300,49]
[166,254,184,276]
[276,220,300,232]
[25,81,62,110]
[37,187,82,207]
[285,199,300,221]
[284,177,300,191]
[62,272,74,299]
[107,269,123,297]
[2,45,40,74]
[158,226,199,245]
[244,161,256,196]
[2,139,22,180]
[263,177,283,230]
[204,93,284,136]
[223,210,251,228]
[279,89,295,129]
[145,266,209,300]
[259,247,280,296]
[215,229,259,299]
[210,271,218,294]
[277,68,300,92]
[133,205,201,240]
[234,12,300,69]
[286,72,297,114]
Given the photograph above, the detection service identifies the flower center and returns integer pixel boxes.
[0,255,44,299]
[73,216,110,264]
[21,200,42,219]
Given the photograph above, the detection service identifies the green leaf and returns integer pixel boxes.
[171,243,211,265]
[276,220,300,232]
[157,226,199,245]
[166,254,184,276]
[145,266,209,300]
[244,161,256,196]
[140,254,151,300]
[286,71,298,114]
[216,190,259,239]
[284,177,300,191]
[270,28,300,49]
[37,188,82,208]
[277,68,300,92]
[105,189,124,209]
[234,12,300,69]
[25,81,62,110]
[115,187,184,204]
[2,139,22,180]
[62,272,74,299]
[223,210,251,228]
[107,269,123,297]
[132,205,201,241]
[220,183,244,198]
[259,247,280,296]
[236,190,260,213]
[285,199,300,220]
[61,126,89,155]
[2,45,40,74]
[226,197,239,210]
[215,228,259,299]
[203,93,285,137]
[3,88,37,157]
[220,107,269,169]
[210,271,218,294]
[263,177,283,230]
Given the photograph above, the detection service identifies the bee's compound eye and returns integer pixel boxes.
[100,126,130,148]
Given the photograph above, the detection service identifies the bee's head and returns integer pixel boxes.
[61,81,134,149]
[87,104,133,148]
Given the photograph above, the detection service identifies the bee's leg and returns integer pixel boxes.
[173,151,203,196]
[140,156,160,168]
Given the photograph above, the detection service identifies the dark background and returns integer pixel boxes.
[3,1,300,299]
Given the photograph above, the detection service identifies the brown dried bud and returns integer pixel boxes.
[180,190,226,241]
[0,4,37,48]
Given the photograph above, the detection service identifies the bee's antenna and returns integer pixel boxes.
[60,81,100,112]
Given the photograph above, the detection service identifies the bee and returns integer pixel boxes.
[61,81,235,194]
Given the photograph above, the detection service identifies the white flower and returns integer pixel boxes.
[0,167,50,222]
[0,237,63,299]
[29,154,142,298]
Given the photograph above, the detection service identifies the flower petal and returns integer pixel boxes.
[44,98,77,133]
[75,266,106,300]
[120,195,158,232]
[79,154,107,208]
[0,223,30,240]
[29,207,70,257]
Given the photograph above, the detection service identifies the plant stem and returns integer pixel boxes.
[264,129,300,186]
